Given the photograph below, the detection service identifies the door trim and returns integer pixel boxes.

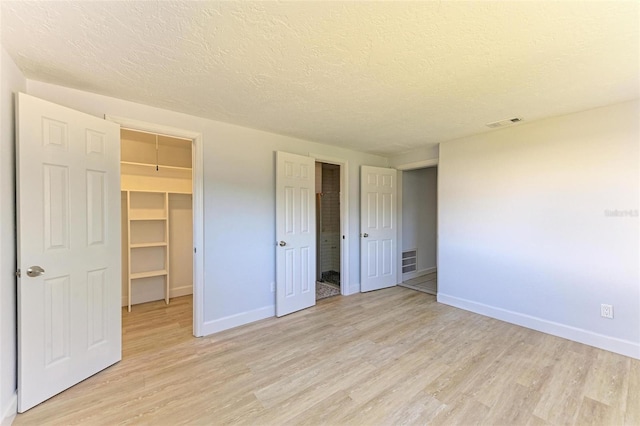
[309,153,350,295]
[105,115,205,337]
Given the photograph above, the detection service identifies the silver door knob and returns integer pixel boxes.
[279,241,287,247]
[362,233,369,238]
[26,266,45,277]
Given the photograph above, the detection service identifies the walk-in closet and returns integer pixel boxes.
[120,129,194,312]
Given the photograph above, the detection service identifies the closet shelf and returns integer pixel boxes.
[130,269,168,280]
[121,161,191,172]
[121,161,192,194]
[125,190,171,312]
[130,242,167,248]
[123,189,191,195]
[120,188,192,195]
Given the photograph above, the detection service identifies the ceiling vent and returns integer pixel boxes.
[486,117,524,128]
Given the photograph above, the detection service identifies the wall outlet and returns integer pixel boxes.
[270,282,275,292]
[600,304,614,319]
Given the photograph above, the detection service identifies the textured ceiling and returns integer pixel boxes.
[2,1,639,156]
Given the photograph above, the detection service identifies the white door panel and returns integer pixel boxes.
[361,166,397,292]
[17,93,121,412]
[276,152,316,316]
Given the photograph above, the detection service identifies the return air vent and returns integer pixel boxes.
[402,249,417,274]
[486,117,524,128]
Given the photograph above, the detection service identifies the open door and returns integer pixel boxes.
[275,151,316,316]
[360,165,398,292]
[16,93,121,412]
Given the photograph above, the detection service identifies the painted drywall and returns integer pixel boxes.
[389,144,439,169]
[402,167,437,274]
[25,79,388,327]
[0,47,25,424]
[438,100,640,358]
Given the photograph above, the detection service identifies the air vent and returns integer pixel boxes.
[402,250,417,274]
[486,117,524,128]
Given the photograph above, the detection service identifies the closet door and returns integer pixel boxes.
[16,93,121,412]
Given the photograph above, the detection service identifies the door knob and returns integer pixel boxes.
[279,241,287,247]
[26,266,45,277]
[362,233,369,238]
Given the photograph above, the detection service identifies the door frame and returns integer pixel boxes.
[105,115,205,337]
[309,153,350,295]
[395,158,439,288]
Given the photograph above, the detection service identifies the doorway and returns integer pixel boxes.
[107,114,204,336]
[315,162,341,300]
[399,166,438,295]
[275,151,350,316]
[119,129,194,319]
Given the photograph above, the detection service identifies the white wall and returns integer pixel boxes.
[438,100,640,359]
[25,80,388,329]
[402,167,437,274]
[389,144,439,169]
[0,48,25,425]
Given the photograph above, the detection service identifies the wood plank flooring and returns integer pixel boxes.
[399,271,437,295]
[14,288,639,425]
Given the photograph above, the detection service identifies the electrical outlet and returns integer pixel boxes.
[600,304,614,319]
[270,282,275,292]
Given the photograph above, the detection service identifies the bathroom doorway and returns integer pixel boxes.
[315,162,341,300]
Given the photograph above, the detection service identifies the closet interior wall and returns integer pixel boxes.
[120,129,193,310]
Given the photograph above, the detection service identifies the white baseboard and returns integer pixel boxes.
[169,285,193,298]
[1,392,17,426]
[201,305,275,336]
[121,284,193,307]
[402,266,436,281]
[437,293,640,360]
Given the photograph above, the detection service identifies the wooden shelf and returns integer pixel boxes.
[123,189,192,195]
[130,269,168,280]
[131,242,167,248]
[121,161,192,194]
[126,190,171,312]
[121,161,191,171]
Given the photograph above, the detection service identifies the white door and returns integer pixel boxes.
[16,93,121,412]
[275,152,316,316]
[360,166,398,292]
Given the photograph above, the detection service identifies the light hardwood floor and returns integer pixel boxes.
[400,271,437,295]
[14,288,639,425]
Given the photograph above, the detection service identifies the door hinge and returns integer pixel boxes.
[16,269,21,278]
[194,247,197,254]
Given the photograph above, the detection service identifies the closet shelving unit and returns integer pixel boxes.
[121,131,192,312]
[126,190,170,311]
